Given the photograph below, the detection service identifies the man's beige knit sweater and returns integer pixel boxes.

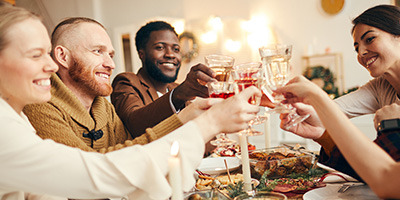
[23,74,183,153]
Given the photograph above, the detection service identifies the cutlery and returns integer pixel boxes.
[337,182,364,193]
[224,159,233,184]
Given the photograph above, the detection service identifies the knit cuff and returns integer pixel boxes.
[149,114,183,139]
[313,130,336,156]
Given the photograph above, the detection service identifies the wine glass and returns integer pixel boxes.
[207,81,238,146]
[205,54,234,81]
[259,44,309,129]
[231,62,264,136]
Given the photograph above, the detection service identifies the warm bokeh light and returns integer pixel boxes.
[242,15,276,49]
[209,16,223,31]
[172,20,185,35]
[225,39,242,52]
[201,31,218,44]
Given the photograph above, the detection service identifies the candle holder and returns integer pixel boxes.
[233,191,287,200]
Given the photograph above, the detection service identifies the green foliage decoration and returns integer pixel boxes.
[303,66,339,98]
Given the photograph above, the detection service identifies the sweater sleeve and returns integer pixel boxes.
[23,103,183,153]
[103,114,184,153]
[313,130,336,156]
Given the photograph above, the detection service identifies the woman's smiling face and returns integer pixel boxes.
[353,23,400,78]
[0,18,58,113]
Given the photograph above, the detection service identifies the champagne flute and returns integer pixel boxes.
[259,44,309,129]
[205,54,234,81]
[207,81,238,146]
[231,62,264,136]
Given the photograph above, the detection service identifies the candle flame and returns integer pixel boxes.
[170,141,179,157]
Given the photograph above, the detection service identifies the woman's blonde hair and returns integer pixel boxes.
[0,1,41,52]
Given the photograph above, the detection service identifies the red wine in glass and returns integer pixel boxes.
[210,92,235,99]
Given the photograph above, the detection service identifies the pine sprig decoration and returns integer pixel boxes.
[225,181,245,198]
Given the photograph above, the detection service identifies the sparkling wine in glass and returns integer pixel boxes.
[259,44,309,129]
[231,62,264,136]
[207,81,238,146]
[205,54,234,81]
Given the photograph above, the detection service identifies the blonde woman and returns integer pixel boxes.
[0,2,261,199]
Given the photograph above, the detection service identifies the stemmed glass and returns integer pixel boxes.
[259,44,309,129]
[231,62,264,136]
[205,54,234,81]
[207,81,238,146]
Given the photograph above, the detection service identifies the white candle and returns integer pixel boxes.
[239,133,252,192]
[168,141,183,200]
[264,113,271,148]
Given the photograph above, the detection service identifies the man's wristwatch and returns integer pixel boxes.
[377,118,400,133]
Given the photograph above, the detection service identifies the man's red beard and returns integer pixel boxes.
[68,56,112,97]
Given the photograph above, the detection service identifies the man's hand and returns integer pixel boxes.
[177,97,222,124]
[193,86,262,142]
[374,103,400,130]
[172,64,215,109]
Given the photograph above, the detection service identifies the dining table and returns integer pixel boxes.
[191,153,381,200]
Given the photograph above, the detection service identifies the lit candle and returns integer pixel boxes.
[168,141,183,200]
[239,133,252,192]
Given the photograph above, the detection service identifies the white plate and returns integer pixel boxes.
[197,157,241,175]
[303,184,379,200]
[317,163,358,183]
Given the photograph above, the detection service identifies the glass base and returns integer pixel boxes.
[210,133,237,146]
[240,128,263,136]
[283,113,310,129]
[250,115,267,125]
[266,104,292,114]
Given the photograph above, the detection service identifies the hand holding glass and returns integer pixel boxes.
[259,44,309,129]
[207,81,238,146]
[205,54,234,81]
[231,62,263,136]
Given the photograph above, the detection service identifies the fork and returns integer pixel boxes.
[337,182,365,193]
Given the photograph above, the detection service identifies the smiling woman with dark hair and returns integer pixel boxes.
[277,5,400,199]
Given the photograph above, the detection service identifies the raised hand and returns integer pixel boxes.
[194,86,261,142]
[280,103,325,139]
[172,63,215,109]
[275,76,328,139]
[177,97,223,124]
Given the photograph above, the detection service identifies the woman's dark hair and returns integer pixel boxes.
[352,4,400,36]
[135,21,177,52]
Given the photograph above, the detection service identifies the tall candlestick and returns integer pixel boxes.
[239,133,252,192]
[264,113,271,148]
[168,141,183,200]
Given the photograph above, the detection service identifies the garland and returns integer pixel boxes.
[303,66,339,98]
[178,31,199,63]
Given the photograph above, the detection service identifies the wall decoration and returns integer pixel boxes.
[301,53,344,97]
[303,66,339,98]
[179,31,199,63]
[321,0,345,15]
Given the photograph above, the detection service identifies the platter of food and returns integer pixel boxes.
[195,173,259,191]
[259,176,326,196]
[197,157,241,175]
[237,146,316,179]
